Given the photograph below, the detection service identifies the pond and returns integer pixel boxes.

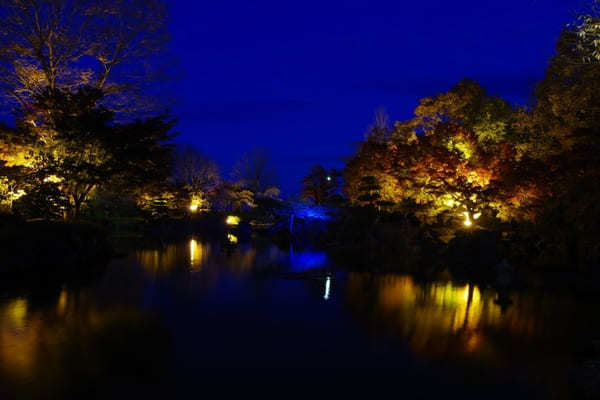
[1,238,599,398]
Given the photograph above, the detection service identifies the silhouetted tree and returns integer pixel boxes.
[367,106,392,143]
[232,147,277,193]
[301,165,341,205]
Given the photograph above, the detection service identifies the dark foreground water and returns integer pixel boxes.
[1,238,599,398]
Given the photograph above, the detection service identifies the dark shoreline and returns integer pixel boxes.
[2,214,600,296]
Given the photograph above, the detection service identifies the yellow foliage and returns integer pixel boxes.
[449,140,473,159]
[189,193,209,212]
[0,142,34,168]
[378,174,403,203]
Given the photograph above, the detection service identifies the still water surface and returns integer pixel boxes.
[1,238,599,398]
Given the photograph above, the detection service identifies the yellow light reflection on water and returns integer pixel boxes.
[350,274,504,357]
[57,289,68,315]
[0,298,35,375]
[6,298,27,330]
[381,279,488,333]
[227,234,238,244]
[137,241,211,274]
[324,276,331,300]
[0,293,169,385]
[137,245,179,274]
[189,238,208,269]
[190,239,198,263]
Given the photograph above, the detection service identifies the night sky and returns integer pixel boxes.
[169,0,581,195]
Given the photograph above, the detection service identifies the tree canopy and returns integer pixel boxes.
[0,0,170,118]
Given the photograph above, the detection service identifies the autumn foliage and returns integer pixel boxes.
[344,79,547,233]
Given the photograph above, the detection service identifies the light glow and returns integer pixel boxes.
[189,203,199,212]
[289,250,328,272]
[190,238,198,263]
[324,276,331,300]
[463,211,473,227]
[7,298,27,329]
[189,238,208,269]
[57,290,68,315]
[227,233,238,244]
[43,175,62,183]
[226,215,240,226]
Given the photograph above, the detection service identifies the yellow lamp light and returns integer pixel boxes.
[189,203,199,212]
[463,211,473,227]
[226,215,240,226]
[43,175,62,183]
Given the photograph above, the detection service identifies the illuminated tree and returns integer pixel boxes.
[0,1,174,218]
[409,78,515,147]
[515,14,600,268]
[173,146,220,210]
[174,146,220,192]
[344,79,545,232]
[12,181,69,219]
[13,87,175,218]
[0,0,170,117]
[558,0,600,65]
[356,176,382,208]
[136,187,182,220]
[0,161,27,211]
[262,187,281,200]
[344,140,403,206]
[210,182,256,212]
[519,26,600,162]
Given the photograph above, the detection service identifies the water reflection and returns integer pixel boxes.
[2,240,600,398]
[135,240,328,277]
[354,275,502,355]
[189,238,209,270]
[137,239,212,275]
[345,273,600,395]
[379,277,501,334]
[227,233,238,244]
[0,288,170,398]
[0,298,34,375]
[324,276,331,300]
[289,249,328,272]
[136,245,181,275]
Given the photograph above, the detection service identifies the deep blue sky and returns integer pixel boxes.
[168,0,582,195]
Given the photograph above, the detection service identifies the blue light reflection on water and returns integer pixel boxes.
[289,249,328,272]
[1,238,598,399]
